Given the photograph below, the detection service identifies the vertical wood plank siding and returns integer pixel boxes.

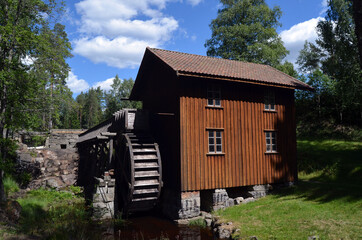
[180,78,296,192]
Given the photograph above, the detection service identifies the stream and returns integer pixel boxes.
[112,216,219,240]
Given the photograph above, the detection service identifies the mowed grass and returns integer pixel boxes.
[216,140,362,240]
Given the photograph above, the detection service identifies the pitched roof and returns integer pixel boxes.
[147,47,313,90]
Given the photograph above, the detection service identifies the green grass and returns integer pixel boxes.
[188,218,207,228]
[3,176,19,196]
[216,140,362,240]
[13,188,103,239]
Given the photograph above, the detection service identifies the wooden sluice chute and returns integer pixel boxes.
[77,109,162,215]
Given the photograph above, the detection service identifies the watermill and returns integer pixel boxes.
[77,109,162,216]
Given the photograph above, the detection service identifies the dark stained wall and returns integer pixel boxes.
[179,77,297,192]
[136,53,181,190]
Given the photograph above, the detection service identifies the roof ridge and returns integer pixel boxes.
[148,47,271,68]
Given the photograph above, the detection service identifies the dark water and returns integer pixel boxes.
[112,216,218,240]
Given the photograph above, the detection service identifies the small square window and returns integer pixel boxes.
[265,131,277,153]
[207,86,221,107]
[60,144,67,149]
[208,130,222,153]
[264,90,275,111]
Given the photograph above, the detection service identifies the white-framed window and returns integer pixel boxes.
[264,90,275,111]
[208,130,222,153]
[207,86,221,107]
[265,131,277,153]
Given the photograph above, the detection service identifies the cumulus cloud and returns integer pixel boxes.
[280,17,323,64]
[66,71,90,94]
[93,77,115,91]
[73,0,181,69]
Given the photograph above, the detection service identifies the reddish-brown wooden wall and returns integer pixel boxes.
[179,77,297,192]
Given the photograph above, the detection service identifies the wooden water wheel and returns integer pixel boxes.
[114,132,162,215]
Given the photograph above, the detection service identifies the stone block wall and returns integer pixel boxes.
[15,129,84,190]
[47,129,84,149]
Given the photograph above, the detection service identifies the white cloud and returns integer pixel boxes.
[93,77,115,91]
[320,0,328,15]
[66,71,90,94]
[73,0,182,69]
[280,17,323,64]
[74,36,153,68]
[187,0,203,6]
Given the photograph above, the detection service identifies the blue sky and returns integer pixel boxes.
[63,0,328,97]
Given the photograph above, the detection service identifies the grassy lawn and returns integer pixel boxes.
[216,140,362,240]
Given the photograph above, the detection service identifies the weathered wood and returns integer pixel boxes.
[179,79,297,191]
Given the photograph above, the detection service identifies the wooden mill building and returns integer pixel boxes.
[77,47,312,219]
[129,47,312,217]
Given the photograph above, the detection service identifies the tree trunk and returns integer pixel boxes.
[352,0,362,69]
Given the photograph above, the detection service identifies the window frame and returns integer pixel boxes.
[207,85,221,107]
[265,131,277,153]
[264,90,276,111]
[207,129,223,154]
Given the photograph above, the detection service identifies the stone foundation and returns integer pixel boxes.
[92,172,115,219]
[179,191,200,219]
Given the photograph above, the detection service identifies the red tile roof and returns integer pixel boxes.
[147,47,313,90]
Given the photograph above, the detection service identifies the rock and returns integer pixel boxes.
[242,197,255,204]
[35,157,44,164]
[5,201,22,223]
[235,197,244,205]
[61,174,76,186]
[46,178,62,189]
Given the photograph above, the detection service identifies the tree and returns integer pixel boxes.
[104,76,142,119]
[296,0,362,129]
[76,87,104,129]
[205,0,288,67]
[352,0,362,68]
[0,0,70,202]
[32,22,72,129]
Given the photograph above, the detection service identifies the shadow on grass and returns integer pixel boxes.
[274,140,362,203]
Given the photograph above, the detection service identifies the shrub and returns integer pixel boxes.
[3,176,19,196]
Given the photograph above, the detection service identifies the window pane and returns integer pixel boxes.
[266,132,270,138]
[216,131,221,137]
[209,145,215,152]
[208,98,214,106]
[215,99,221,106]
[272,132,276,138]
[209,131,214,137]
[265,104,269,110]
[216,145,222,152]
[270,104,275,110]
[266,138,270,144]
[209,138,214,145]
[272,138,276,144]
[216,137,221,144]
[266,145,271,152]
[272,144,277,151]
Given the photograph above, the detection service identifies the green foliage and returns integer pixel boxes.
[16,188,103,239]
[297,140,362,183]
[205,0,288,67]
[217,139,362,239]
[76,87,104,129]
[3,176,19,196]
[31,135,46,147]
[104,76,142,119]
[188,218,207,228]
[0,138,18,175]
[296,0,362,127]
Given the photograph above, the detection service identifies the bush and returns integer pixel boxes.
[3,176,19,196]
